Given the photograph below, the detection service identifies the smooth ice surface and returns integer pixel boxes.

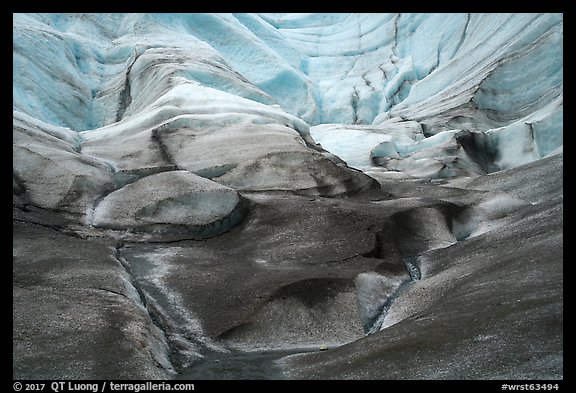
[91,171,244,236]
[311,125,395,169]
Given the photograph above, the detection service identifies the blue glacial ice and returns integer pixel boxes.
[12,13,564,375]
[13,13,563,223]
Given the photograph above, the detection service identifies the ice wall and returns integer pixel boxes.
[13,13,563,192]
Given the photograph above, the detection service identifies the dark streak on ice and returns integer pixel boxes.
[351,87,360,124]
[150,128,181,169]
[116,51,138,122]
[111,242,177,370]
[452,13,471,57]
[112,241,149,310]
[364,255,422,334]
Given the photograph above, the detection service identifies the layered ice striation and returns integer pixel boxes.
[13,13,562,229]
[13,13,380,235]
[262,13,563,177]
[13,13,563,379]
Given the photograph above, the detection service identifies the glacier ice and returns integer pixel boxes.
[311,125,398,169]
[219,286,364,350]
[450,193,531,240]
[91,170,247,238]
[13,12,563,380]
[14,12,384,232]
[13,13,562,187]
[354,271,406,334]
[13,111,115,215]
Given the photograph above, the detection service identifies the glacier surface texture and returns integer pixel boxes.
[13,13,562,380]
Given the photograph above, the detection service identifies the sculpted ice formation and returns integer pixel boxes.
[13,112,115,215]
[13,12,380,232]
[13,13,563,380]
[91,171,247,238]
[13,13,562,192]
